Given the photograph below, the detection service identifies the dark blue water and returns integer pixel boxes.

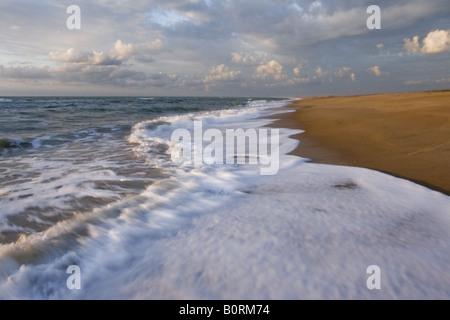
[0,97,258,153]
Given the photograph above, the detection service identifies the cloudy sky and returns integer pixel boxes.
[1,0,449,96]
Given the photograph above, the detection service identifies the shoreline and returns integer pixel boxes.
[271,92,450,196]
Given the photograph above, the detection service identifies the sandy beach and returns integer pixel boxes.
[274,91,450,195]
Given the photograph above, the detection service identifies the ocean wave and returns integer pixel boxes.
[128,99,292,168]
[0,98,309,299]
[0,138,33,150]
[2,115,449,299]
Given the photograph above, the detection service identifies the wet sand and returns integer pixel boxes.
[274,91,450,195]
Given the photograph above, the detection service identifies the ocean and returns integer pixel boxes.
[0,97,449,299]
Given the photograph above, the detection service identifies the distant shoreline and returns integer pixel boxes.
[272,91,450,196]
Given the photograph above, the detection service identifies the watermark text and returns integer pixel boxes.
[66,265,81,290]
[171,121,280,175]
[67,5,81,30]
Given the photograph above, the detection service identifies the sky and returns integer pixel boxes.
[0,0,449,97]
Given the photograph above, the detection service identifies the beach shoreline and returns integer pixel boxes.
[271,91,450,196]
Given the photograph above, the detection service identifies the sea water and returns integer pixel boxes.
[0,97,449,299]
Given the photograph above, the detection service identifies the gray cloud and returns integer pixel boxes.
[0,0,449,96]
[0,64,52,79]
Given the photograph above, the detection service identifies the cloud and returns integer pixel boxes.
[404,30,450,54]
[422,30,450,54]
[404,80,423,85]
[231,53,258,65]
[0,64,51,79]
[435,77,450,83]
[382,2,442,30]
[49,39,163,66]
[405,78,450,85]
[48,48,86,64]
[113,40,136,60]
[91,51,123,66]
[114,39,163,63]
[203,64,241,82]
[142,39,163,51]
[254,60,286,81]
[293,67,301,76]
[335,67,355,81]
[203,64,241,90]
[0,61,185,90]
[1,0,450,96]
[148,9,192,27]
[368,66,381,77]
[404,36,421,54]
[49,48,122,66]
[315,67,323,78]
[367,66,388,77]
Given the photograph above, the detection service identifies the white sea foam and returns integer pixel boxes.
[128,99,294,168]
[0,99,449,300]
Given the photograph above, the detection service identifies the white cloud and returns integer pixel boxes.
[92,51,124,66]
[335,67,351,79]
[367,66,388,77]
[2,0,450,95]
[254,60,286,81]
[113,40,136,60]
[335,67,356,82]
[404,30,450,54]
[293,64,303,76]
[49,39,163,66]
[49,48,87,64]
[49,48,122,66]
[422,29,450,54]
[113,39,163,63]
[231,53,258,65]
[286,64,310,85]
[368,66,381,77]
[315,67,323,78]
[204,64,240,82]
[110,39,163,62]
[203,64,241,90]
[404,36,421,54]
[143,39,163,51]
